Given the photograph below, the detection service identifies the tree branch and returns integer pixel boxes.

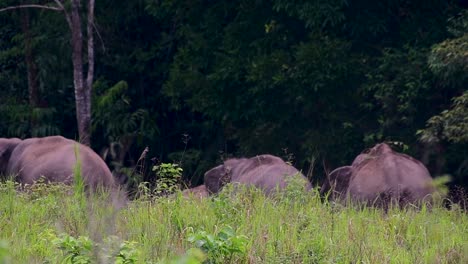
[53,0,72,27]
[93,21,106,52]
[52,0,66,12]
[0,4,62,12]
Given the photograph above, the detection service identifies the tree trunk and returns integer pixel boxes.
[69,0,91,146]
[84,0,95,143]
[1,0,96,146]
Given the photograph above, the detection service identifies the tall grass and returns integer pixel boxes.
[0,181,467,263]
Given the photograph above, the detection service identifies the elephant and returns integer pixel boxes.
[321,166,352,200]
[204,154,312,195]
[0,136,118,190]
[321,143,435,206]
[181,184,209,199]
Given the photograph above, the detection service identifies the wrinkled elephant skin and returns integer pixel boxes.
[0,136,117,189]
[322,143,435,206]
[204,154,312,195]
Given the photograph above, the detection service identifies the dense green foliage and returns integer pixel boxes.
[0,182,467,263]
[0,0,467,188]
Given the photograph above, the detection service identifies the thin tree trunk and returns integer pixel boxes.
[69,0,90,145]
[84,0,95,143]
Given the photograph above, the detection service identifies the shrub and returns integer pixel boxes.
[153,163,184,196]
[188,225,248,264]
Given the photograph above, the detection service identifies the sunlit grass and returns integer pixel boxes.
[0,181,467,263]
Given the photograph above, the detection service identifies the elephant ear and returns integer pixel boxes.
[0,147,6,157]
[321,166,353,200]
[0,147,7,170]
[0,138,21,173]
[204,164,232,194]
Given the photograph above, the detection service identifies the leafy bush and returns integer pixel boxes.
[53,234,93,264]
[134,163,184,199]
[110,239,139,264]
[153,163,184,196]
[188,225,248,264]
[52,233,139,264]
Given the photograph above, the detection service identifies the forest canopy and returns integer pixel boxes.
[0,0,467,188]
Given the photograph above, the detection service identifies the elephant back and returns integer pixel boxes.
[7,136,116,189]
[205,154,311,195]
[347,143,435,205]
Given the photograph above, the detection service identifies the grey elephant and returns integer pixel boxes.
[322,143,435,206]
[204,154,312,195]
[0,136,117,190]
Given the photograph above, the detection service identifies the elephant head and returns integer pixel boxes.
[204,163,234,194]
[321,166,352,200]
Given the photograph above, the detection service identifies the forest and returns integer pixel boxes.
[0,0,467,192]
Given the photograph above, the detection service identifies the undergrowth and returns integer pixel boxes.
[0,180,467,263]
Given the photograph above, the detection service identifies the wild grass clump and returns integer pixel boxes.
[0,179,467,263]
